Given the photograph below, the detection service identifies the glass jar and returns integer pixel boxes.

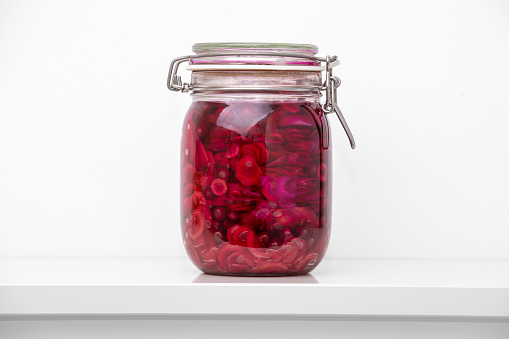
[168,43,355,276]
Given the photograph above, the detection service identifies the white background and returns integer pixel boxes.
[1,0,508,260]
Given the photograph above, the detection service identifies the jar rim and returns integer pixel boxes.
[192,42,319,54]
[190,43,321,67]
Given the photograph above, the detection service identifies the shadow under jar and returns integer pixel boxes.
[170,43,354,276]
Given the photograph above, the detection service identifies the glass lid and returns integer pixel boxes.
[190,42,320,66]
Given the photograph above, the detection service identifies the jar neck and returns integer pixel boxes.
[190,70,322,101]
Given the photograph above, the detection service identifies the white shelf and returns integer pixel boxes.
[1,258,508,318]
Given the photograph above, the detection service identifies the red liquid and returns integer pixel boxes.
[181,100,331,275]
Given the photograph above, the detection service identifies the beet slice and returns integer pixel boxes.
[261,176,296,208]
[182,164,195,184]
[267,237,283,248]
[190,192,208,208]
[265,167,301,177]
[282,128,307,141]
[319,163,328,181]
[217,243,248,272]
[213,151,227,162]
[228,184,262,199]
[239,201,270,229]
[266,132,284,150]
[305,163,318,176]
[211,178,227,196]
[203,188,214,200]
[226,252,254,273]
[240,144,261,164]
[192,101,222,125]
[226,143,240,158]
[254,142,268,165]
[268,247,285,261]
[207,125,239,144]
[289,140,319,153]
[308,230,329,254]
[227,263,253,274]
[247,121,266,141]
[249,247,272,261]
[212,206,228,221]
[216,167,229,180]
[210,220,222,231]
[280,238,307,265]
[254,231,270,248]
[229,156,239,172]
[266,106,286,132]
[252,261,289,274]
[272,207,319,230]
[279,112,317,128]
[222,218,233,231]
[195,138,209,171]
[196,123,208,139]
[226,252,246,266]
[182,196,192,216]
[295,252,319,274]
[183,183,198,197]
[280,227,294,242]
[291,237,308,255]
[227,225,256,247]
[235,155,262,186]
[201,259,219,272]
[296,190,320,203]
[279,103,301,113]
[295,226,311,239]
[210,198,228,206]
[296,178,319,195]
[227,211,239,220]
[300,129,312,138]
[227,201,256,212]
[236,226,256,247]
[193,232,212,254]
[213,230,226,244]
[267,149,312,168]
[199,175,214,188]
[188,210,206,241]
[279,242,299,265]
[204,150,215,176]
[206,138,229,152]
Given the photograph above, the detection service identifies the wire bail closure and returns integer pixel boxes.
[321,56,356,149]
[167,52,356,149]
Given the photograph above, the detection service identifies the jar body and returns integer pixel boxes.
[180,93,331,276]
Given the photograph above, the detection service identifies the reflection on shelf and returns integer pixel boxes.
[192,273,319,284]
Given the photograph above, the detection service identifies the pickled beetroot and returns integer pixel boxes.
[319,163,328,181]
[227,225,256,247]
[279,113,317,128]
[181,100,330,275]
[272,207,319,230]
[212,207,228,221]
[217,167,229,180]
[188,210,205,240]
[279,103,301,113]
[236,155,262,186]
[211,178,227,196]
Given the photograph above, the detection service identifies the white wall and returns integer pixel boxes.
[1,0,508,259]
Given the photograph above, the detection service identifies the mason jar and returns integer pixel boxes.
[168,43,355,276]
